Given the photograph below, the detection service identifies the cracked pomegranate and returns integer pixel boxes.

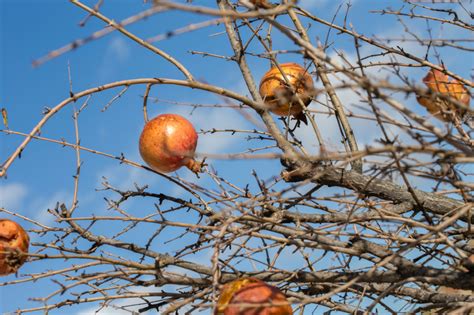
[259,63,314,117]
[417,68,470,122]
[0,219,29,276]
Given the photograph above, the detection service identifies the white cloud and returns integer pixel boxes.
[99,159,158,192]
[310,19,433,151]
[194,109,248,155]
[109,36,131,63]
[297,0,330,10]
[98,36,131,81]
[28,190,72,226]
[294,106,342,154]
[0,182,28,210]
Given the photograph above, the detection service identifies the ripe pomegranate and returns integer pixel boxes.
[259,63,314,118]
[417,68,470,122]
[139,114,201,173]
[0,219,29,276]
[215,277,292,315]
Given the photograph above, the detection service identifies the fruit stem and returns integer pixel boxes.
[184,158,206,175]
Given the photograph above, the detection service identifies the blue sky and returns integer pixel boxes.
[1,0,472,314]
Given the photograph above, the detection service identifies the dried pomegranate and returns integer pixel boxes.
[0,219,29,276]
[259,63,314,118]
[417,68,470,122]
[139,114,200,173]
[215,277,292,315]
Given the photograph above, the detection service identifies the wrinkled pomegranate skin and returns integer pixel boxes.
[221,280,292,315]
[216,278,261,314]
[417,69,470,121]
[0,219,29,276]
[139,114,198,173]
[259,63,314,116]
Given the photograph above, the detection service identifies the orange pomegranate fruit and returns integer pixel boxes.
[417,68,470,122]
[215,277,292,315]
[259,63,314,117]
[139,114,201,173]
[0,219,29,276]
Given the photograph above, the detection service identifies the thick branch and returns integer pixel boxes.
[283,165,471,222]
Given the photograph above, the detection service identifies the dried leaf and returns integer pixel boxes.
[1,108,8,129]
